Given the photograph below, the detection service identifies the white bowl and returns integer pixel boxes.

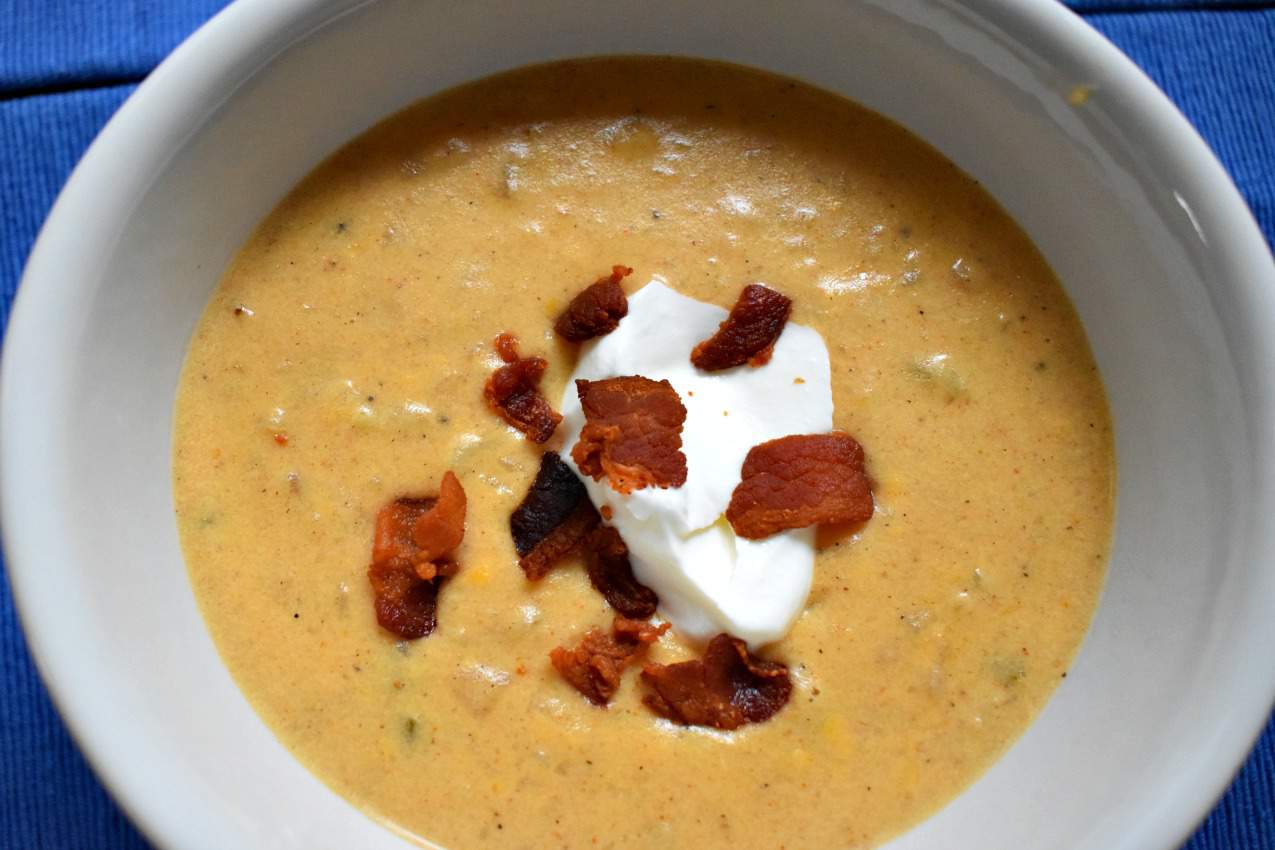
[4,1,1274,848]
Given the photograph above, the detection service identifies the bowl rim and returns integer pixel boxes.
[3,1,1274,849]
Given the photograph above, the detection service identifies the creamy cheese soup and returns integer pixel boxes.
[173,57,1113,850]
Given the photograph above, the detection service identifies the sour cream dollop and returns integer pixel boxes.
[559,281,833,648]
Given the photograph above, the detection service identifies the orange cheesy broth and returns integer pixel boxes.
[172,57,1113,849]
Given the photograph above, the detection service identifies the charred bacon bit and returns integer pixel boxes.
[510,452,600,580]
[483,333,562,443]
[373,497,436,565]
[368,558,444,640]
[508,455,659,611]
[494,331,520,362]
[612,617,669,645]
[367,473,467,639]
[640,634,791,728]
[690,284,793,371]
[585,526,658,619]
[550,616,670,706]
[571,376,687,494]
[411,470,467,567]
[554,265,632,342]
[726,432,873,540]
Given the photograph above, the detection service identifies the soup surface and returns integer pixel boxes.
[173,58,1113,850]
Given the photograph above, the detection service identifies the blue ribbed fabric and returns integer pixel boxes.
[1088,10,1275,245]
[1069,0,1271,11]
[0,2,1271,849]
[0,0,230,95]
[0,85,132,332]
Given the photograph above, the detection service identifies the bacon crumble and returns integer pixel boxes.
[640,634,791,728]
[550,616,670,706]
[368,472,467,639]
[726,432,873,539]
[554,265,632,341]
[483,332,562,443]
[690,283,793,371]
[584,526,659,619]
[571,376,688,494]
[509,455,660,616]
[368,559,446,639]
[410,470,467,568]
[510,452,600,580]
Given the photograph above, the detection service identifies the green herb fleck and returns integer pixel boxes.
[990,656,1027,687]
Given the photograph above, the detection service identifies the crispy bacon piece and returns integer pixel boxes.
[367,473,467,639]
[585,526,658,619]
[494,332,520,362]
[726,432,873,540]
[612,616,668,644]
[510,452,601,580]
[641,634,791,728]
[571,376,687,494]
[373,497,435,565]
[554,265,632,341]
[484,333,562,443]
[550,616,669,706]
[368,559,444,639]
[411,470,467,567]
[690,284,793,371]
[508,455,659,613]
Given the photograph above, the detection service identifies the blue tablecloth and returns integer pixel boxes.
[1,2,1271,848]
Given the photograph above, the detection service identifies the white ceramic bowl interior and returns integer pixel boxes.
[4,1,1274,849]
